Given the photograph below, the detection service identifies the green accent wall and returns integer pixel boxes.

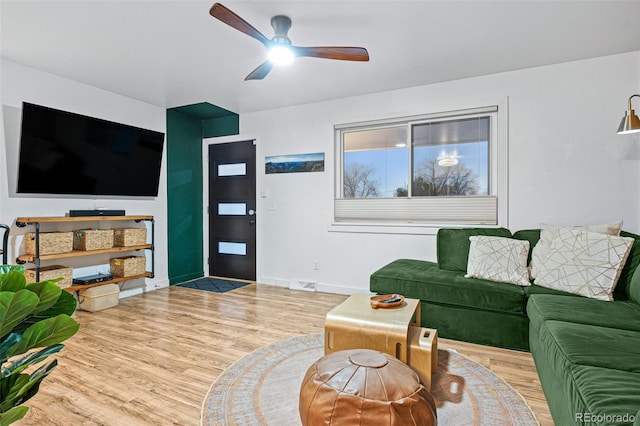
[203,115,240,137]
[166,102,239,284]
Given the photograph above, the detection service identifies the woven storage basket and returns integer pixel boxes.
[79,284,119,312]
[113,228,147,247]
[73,229,114,251]
[25,265,73,289]
[25,232,73,255]
[110,256,146,277]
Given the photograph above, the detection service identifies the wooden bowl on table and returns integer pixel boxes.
[370,294,405,309]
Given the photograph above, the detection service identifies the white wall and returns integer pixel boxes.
[241,51,640,294]
[0,59,169,293]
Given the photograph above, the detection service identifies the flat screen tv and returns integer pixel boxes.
[17,102,165,197]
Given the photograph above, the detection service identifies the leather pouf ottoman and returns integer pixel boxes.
[299,349,437,426]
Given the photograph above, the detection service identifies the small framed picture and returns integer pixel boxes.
[265,152,325,174]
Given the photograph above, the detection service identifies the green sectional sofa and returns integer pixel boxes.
[370,227,640,425]
[370,227,579,351]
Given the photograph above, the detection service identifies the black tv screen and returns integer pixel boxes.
[17,102,165,197]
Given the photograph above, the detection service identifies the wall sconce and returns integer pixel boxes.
[617,94,640,134]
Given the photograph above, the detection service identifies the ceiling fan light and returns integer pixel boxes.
[438,157,459,167]
[268,45,294,66]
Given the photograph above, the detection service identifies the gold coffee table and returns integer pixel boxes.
[324,294,421,362]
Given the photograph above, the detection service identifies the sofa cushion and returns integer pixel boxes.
[536,320,640,423]
[533,228,634,301]
[514,229,640,301]
[465,236,530,286]
[513,228,640,297]
[423,301,530,351]
[530,222,622,279]
[527,294,640,335]
[437,227,512,272]
[570,365,640,425]
[533,322,640,425]
[370,259,527,314]
[543,321,640,373]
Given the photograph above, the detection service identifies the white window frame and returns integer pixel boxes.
[333,101,508,233]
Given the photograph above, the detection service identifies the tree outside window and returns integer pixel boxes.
[342,116,489,198]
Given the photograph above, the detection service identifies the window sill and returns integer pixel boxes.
[328,221,503,235]
[329,222,439,235]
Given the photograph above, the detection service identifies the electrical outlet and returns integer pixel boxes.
[313,260,319,270]
[266,201,276,211]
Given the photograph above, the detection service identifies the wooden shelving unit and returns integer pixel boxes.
[15,215,154,292]
[16,244,152,263]
[16,215,153,225]
[67,272,153,292]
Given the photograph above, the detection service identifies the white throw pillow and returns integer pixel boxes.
[530,221,622,279]
[534,228,634,301]
[465,236,531,286]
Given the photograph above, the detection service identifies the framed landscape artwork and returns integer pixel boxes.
[265,152,325,174]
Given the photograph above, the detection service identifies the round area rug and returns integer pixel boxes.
[202,334,538,426]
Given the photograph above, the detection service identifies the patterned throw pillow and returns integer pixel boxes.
[465,236,531,286]
[530,222,622,279]
[534,228,634,301]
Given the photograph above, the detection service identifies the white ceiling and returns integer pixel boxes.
[2,1,639,114]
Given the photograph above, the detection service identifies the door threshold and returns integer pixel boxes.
[207,275,256,284]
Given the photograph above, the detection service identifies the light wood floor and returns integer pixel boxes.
[19,284,553,425]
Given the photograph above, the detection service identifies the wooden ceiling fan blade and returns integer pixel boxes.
[293,46,369,62]
[245,61,274,81]
[210,3,271,47]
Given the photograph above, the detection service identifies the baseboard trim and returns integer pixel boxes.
[147,277,170,292]
[317,282,371,296]
[259,276,369,296]
[170,272,204,285]
[259,276,290,287]
[120,288,144,298]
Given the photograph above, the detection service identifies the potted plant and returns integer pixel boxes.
[0,265,80,425]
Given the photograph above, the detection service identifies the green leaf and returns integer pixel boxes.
[0,333,21,363]
[35,288,76,318]
[14,291,78,335]
[0,271,26,293]
[0,265,24,276]
[1,344,64,378]
[0,374,29,412]
[6,315,79,357]
[0,290,39,339]
[12,360,57,408]
[0,360,57,412]
[25,281,62,313]
[0,406,29,426]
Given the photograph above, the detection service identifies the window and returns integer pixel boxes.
[335,105,505,226]
[343,126,408,198]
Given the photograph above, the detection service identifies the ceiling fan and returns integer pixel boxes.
[209,3,369,81]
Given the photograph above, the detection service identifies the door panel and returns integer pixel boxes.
[208,140,256,280]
